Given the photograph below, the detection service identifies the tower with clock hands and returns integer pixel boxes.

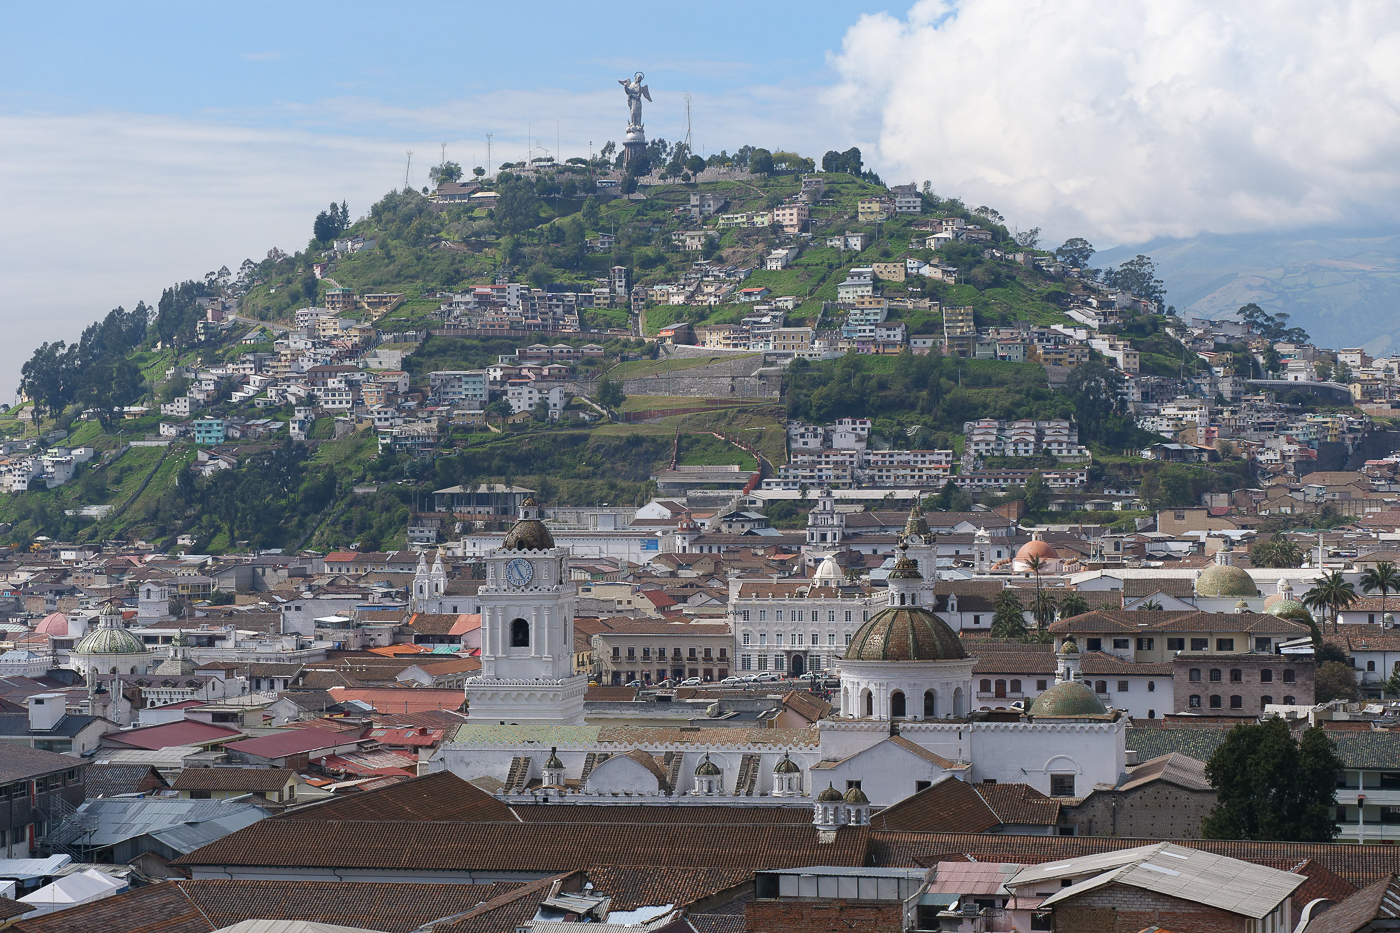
[463,498,587,725]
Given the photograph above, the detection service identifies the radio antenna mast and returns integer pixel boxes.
[440,141,447,164]
[403,151,413,190]
[485,133,493,176]
[684,93,693,158]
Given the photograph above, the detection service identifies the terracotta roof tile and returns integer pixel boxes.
[278,772,515,823]
[510,805,812,825]
[869,777,1000,833]
[171,768,295,793]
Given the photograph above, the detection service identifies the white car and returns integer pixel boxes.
[679,677,703,686]
[756,672,783,682]
[721,676,744,684]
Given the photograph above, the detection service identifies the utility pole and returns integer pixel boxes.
[486,133,493,177]
[404,151,413,190]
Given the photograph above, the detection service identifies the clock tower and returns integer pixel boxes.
[464,498,587,725]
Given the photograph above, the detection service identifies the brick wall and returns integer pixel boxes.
[1062,784,1217,838]
[1174,654,1316,715]
[746,898,904,933]
[1054,884,1247,933]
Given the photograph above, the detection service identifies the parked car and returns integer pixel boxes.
[756,672,783,682]
[721,675,744,684]
[741,673,762,682]
[679,676,703,686]
[624,680,643,688]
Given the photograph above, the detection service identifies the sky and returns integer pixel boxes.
[5,1,1400,398]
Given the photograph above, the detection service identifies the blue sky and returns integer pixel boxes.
[5,1,1400,397]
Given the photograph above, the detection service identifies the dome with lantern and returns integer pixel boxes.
[73,602,145,657]
[812,553,845,587]
[502,497,556,551]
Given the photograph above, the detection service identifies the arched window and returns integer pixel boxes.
[1284,695,1295,705]
[1368,660,1377,672]
[1230,669,1242,683]
[1260,695,1273,708]
[1189,694,1201,708]
[1189,669,1201,682]
[1261,669,1273,683]
[1095,681,1107,694]
[1209,669,1222,682]
[899,593,906,606]
[953,686,965,717]
[924,690,936,717]
[980,679,992,694]
[994,680,1007,698]
[1229,695,1243,709]
[863,689,874,717]
[510,618,530,647]
[1010,679,1022,694]
[890,690,906,718]
[1209,695,1222,709]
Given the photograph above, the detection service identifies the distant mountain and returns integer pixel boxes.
[1095,229,1400,355]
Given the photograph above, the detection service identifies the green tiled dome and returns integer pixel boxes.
[1195,563,1258,598]
[1028,681,1108,718]
[817,784,844,802]
[74,622,146,656]
[774,752,801,774]
[843,785,869,804]
[695,754,722,776]
[845,607,967,662]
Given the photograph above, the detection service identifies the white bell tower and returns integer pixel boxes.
[464,498,586,725]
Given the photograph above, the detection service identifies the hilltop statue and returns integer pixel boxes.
[619,72,651,134]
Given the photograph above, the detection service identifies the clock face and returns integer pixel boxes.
[505,558,534,588]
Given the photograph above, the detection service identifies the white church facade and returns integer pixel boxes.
[431,503,1130,810]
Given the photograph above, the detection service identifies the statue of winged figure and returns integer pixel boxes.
[619,72,651,132]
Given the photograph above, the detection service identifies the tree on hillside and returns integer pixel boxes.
[1024,472,1050,513]
[972,206,1004,224]
[429,161,463,187]
[494,175,542,236]
[1055,237,1095,268]
[596,378,625,409]
[1237,303,1309,345]
[1102,254,1166,307]
[1202,718,1341,842]
[1064,361,1126,445]
[1014,228,1040,249]
[313,201,350,243]
[749,148,774,174]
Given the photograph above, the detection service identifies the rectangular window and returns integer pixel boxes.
[757,656,768,670]
[1261,668,1273,683]
[719,648,727,659]
[1050,774,1076,797]
[794,633,804,646]
[915,780,932,792]
[742,633,751,646]
[1112,638,1130,650]
[1086,638,1102,651]
[1037,680,1048,691]
[973,615,982,626]
[759,634,767,646]
[774,634,783,646]
[741,655,753,671]
[846,780,862,791]
[811,611,819,623]
[688,648,697,660]
[1167,638,1185,651]
[759,610,767,622]
[1191,638,1209,651]
[828,611,836,622]
[1284,669,1296,683]
[627,647,635,659]
[845,633,853,646]
[1117,681,1129,692]
[1217,638,1235,651]
[1255,638,1272,652]
[741,610,750,622]
[1189,668,1201,682]
[775,610,783,622]
[612,647,620,659]
[642,647,651,660]
[845,611,853,622]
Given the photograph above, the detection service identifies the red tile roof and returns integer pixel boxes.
[101,720,243,750]
[277,772,515,823]
[223,727,358,759]
[326,687,467,714]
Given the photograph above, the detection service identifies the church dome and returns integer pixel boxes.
[1016,538,1058,563]
[545,747,564,770]
[74,618,146,656]
[1195,563,1258,598]
[35,612,68,636]
[1269,599,1311,622]
[812,554,844,586]
[843,785,869,804]
[902,505,931,541]
[817,783,844,802]
[1028,681,1109,718]
[774,752,802,774]
[695,754,722,776]
[502,517,555,550]
[845,606,967,662]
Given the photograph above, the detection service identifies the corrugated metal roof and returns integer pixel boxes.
[49,797,267,848]
[1026,842,1304,919]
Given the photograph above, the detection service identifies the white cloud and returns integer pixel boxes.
[239,51,282,62]
[829,0,1400,245]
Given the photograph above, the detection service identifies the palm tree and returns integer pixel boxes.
[1032,589,1058,630]
[1026,555,1047,629]
[991,589,1027,639]
[1138,599,1164,611]
[1304,571,1358,634]
[1361,561,1400,621]
[1057,592,1089,620]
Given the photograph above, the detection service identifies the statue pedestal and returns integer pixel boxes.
[623,128,647,171]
